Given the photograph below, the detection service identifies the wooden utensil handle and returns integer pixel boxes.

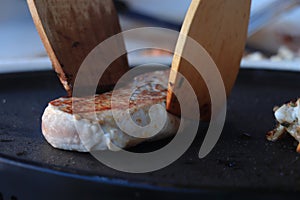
[167,0,251,120]
[28,0,129,95]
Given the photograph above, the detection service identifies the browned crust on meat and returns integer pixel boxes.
[50,70,170,114]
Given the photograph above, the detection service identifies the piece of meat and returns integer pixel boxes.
[42,70,180,152]
[267,99,300,153]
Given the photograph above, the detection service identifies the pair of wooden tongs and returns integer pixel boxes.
[28,0,251,120]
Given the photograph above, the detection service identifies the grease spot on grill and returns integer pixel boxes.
[218,158,238,169]
[241,132,252,139]
[184,158,195,165]
[0,139,14,143]
[16,151,27,157]
[11,195,18,200]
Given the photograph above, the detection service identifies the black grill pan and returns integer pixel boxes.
[0,69,300,200]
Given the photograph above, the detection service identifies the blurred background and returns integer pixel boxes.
[0,0,299,73]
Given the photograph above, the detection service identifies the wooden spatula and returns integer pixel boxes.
[27,0,129,96]
[167,0,251,120]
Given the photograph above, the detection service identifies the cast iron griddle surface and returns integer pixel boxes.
[0,69,300,193]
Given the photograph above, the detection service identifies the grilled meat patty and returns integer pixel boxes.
[42,70,180,152]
